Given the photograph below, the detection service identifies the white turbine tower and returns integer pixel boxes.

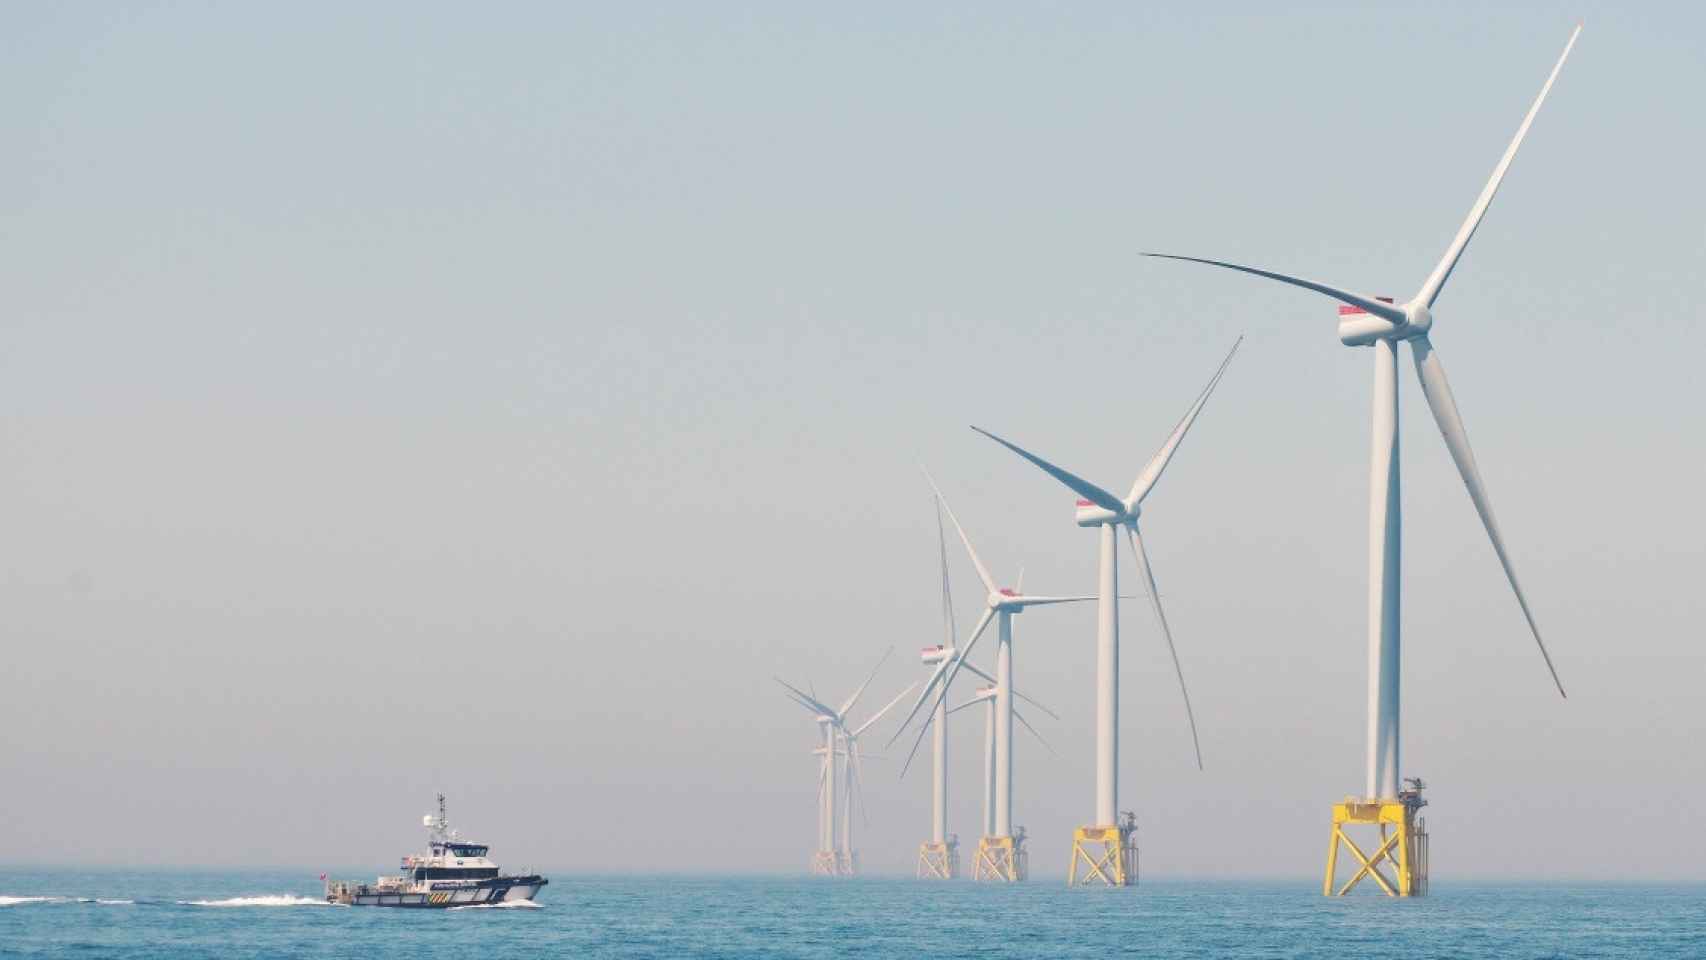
[942,683,1057,881]
[1145,25,1578,898]
[970,337,1239,885]
[908,495,1062,879]
[901,472,1092,881]
[777,652,914,877]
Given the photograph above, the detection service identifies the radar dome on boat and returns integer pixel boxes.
[423,815,434,827]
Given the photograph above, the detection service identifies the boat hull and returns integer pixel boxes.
[337,876,547,908]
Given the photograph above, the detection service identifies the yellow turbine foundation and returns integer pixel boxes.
[917,839,960,879]
[973,834,1027,882]
[1322,798,1430,897]
[1067,819,1138,887]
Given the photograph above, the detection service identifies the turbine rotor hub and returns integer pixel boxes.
[1402,301,1433,337]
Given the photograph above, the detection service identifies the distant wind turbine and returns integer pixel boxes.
[970,337,1240,884]
[894,470,1090,880]
[777,650,913,876]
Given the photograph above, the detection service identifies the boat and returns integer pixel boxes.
[324,795,547,908]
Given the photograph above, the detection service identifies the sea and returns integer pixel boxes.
[1,870,1702,958]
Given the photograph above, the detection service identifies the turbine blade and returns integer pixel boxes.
[1126,336,1243,507]
[1411,336,1566,697]
[838,646,893,718]
[1010,595,1098,606]
[849,741,870,827]
[782,689,824,716]
[1126,524,1205,771]
[1014,707,1058,758]
[898,714,932,779]
[1010,686,1060,722]
[969,427,1124,513]
[923,468,998,594]
[959,660,1060,721]
[1142,254,1407,325]
[775,677,836,717]
[936,496,959,649]
[886,655,954,748]
[893,608,997,757]
[852,681,919,738]
[1015,566,1025,593]
[1416,24,1582,308]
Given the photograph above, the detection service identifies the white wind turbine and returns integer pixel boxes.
[940,683,1057,880]
[837,682,915,875]
[905,495,1062,879]
[1144,26,1576,809]
[777,651,914,876]
[968,338,1239,883]
[895,471,1089,877]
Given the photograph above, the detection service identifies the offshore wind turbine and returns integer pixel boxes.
[908,496,1062,879]
[901,472,1092,881]
[836,687,914,877]
[777,651,914,876]
[970,337,1239,885]
[944,684,1056,881]
[1145,25,1579,897]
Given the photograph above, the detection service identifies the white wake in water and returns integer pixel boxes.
[449,899,544,911]
[2,896,137,907]
[178,895,327,907]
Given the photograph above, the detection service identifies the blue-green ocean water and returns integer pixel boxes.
[2,870,1702,958]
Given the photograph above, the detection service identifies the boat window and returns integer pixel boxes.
[449,845,488,858]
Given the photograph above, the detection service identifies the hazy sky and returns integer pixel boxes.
[5,2,1704,880]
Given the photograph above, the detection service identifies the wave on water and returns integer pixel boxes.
[178,895,327,907]
[449,900,544,911]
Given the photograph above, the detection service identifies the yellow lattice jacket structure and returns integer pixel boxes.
[973,828,1028,882]
[916,838,959,880]
[1067,814,1138,886]
[1323,780,1430,897]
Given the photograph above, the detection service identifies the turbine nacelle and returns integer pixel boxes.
[1074,498,1134,527]
[920,644,955,665]
[1336,297,1401,345]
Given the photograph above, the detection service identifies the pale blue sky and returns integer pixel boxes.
[4,2,1703,878]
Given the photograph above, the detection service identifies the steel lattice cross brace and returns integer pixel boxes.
[917,840,959,880]
[1067,824,1137,887]
[1323,800,1429,897]
[973,835,1025,882]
